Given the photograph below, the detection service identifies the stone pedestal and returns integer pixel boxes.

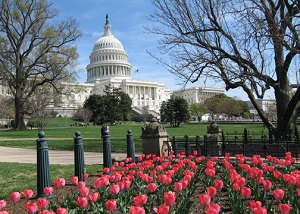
[141,118,169,157]
[206,122,223,156]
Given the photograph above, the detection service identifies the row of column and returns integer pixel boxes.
[87,65,131,79]
[126,85,157,100]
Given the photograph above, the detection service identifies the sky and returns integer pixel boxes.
[49,0,274,101]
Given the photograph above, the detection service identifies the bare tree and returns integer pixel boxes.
[0,0,82,130]
[147,0,300,139]
[74,107,93,127]
[26,84,60,131]
[0,96,14,128]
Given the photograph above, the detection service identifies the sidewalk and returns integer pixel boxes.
[0,146,128,165]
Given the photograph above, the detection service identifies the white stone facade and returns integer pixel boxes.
[172,86,225,104]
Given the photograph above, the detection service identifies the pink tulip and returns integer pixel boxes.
[40,210,55,214]
[279,203,292,214]
[274,189,285,200]
[23,188,34,199]
[56,207,68,214]
[0,200,6,210]
[76,181,86,189]
[77,197,88,209]
[206,186,217,197]
[105,199,117,211]
[71,176,78,185]
[89,192,100,202]
[37,198,49,210]
[54,178,65,188]
[153,204,170,214]
[9,192,20,203]
[199,193,211,207]
[241,187,252,199]
[110,184,120,195]
[129,205,146,214]
[25,202,38,214]
[213,179,224,191]
[44,186,53,196]
[163,191,176,206]
[79,187,89,197]
[147,183,157,193]
[133,194,148,206]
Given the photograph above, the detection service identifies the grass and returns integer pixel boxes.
[0,162,101,200]
[0,121,284,200]
[0,123,267,153]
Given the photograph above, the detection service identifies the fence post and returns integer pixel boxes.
[36,131,52,198]
[269,127,273,144]
[243,128,248,156]
[126,130,136,163]
[204,134,208,156]
[74,131,86,182]
[102,128,112,170]
[196,135,201,156]
[172,136,177,155]
[184,135,191,156]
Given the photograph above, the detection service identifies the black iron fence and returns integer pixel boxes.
[163,128,300,158]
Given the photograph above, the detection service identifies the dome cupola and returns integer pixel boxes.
[86,14,132,83]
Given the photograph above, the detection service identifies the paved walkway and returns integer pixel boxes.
[0,146,128,165]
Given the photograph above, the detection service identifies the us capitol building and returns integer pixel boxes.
[0,15,224,118]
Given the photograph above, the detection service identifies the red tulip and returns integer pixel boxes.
[205,168,216,177]
[213,179,224,191]
[105,199,117,211]
[77,197,88,209]
[232,183,241,191]
[253,207,267,214]
[133,194,148,206]
[262,180,272,190]
[9,192,20,203]
[164,191,176,206]
[129,205,146,214]
[89,192,100,202]
[103,167,110,174]
[95,176,109,188]
[153,204,170,214]
[206,186,217,197]
[273,170,282,179]
[279,203,292,214]
[77,181,86,189]
[54,178,65,188]
[274,189,285,200]
[199,193,211,206]
[25,202,38,214]
[56,207,68,214]
[37,198,49,210]
[207,203,221,213]
[40,210,55,214]
[79,187,89,197]
[174,182,183,192]
[250,200,262,211]
[241,187,252,199]
[110,184,120,195]
[147,183,157,193]
[44,186,53,196]
[23,188,34,199]
[71,176,78,185]
[0,200,6,210]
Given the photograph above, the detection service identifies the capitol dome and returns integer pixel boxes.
[86,14,132,83]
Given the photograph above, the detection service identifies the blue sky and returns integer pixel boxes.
[49,0,273,101]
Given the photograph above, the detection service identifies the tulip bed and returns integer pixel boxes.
[1,151,300,214]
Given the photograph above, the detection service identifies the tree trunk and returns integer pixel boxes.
[14,93,26,130]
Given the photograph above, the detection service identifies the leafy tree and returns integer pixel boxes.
[160,96,190,127]
[0,0,81,130]
[84,85,132,124]
[204,94,228,120]
[219,99,243,123]
[148,0,300,139]
[190,103,208,122]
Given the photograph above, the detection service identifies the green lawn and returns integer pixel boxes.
[0,122,268,153]
[0,162,101,200]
